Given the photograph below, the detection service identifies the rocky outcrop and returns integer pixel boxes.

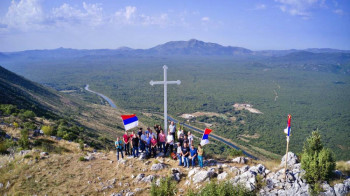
[280,152,298,167]
[150,163,166,171]
[232,156,248,164]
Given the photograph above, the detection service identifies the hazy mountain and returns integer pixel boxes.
[145,39,252,55]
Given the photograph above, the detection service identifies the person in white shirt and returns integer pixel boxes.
[169,121,176,141]
[188,131,193,147]
[165,130,174,155]
[177,129,184,141]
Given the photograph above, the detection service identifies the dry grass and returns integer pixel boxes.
[336,161,350,176]
[254,159,282,172]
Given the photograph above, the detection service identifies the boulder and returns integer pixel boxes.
[134,188,143,193]
[118,159,127,165]
[334,183,347,196]
[232,156,248,164]
[135,174,145,182]
[139,153,147,160]
[151,163,166,171]
[84,153,95,161]
[19,150,31,156]
[248,164,266,175]
[280,152,298,167]
[110,193,122,196]
[193,171,211,184]
[188,167,200,177]
[217,172,228,180]
[319,182,336,196]
[141,175,155,183]
[232,171,257,191]
[125,192,135,196]
[239,165,250,173]
[229,166,240,175]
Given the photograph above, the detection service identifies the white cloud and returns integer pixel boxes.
[51,2,103,27]
[254,4,267,10]
[333,9,344,15]
[2,0,44,30]
[275,0,324,18]
[113,6,168,26]
[201,17,210,22]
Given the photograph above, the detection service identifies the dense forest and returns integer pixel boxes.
[1,51,349,160]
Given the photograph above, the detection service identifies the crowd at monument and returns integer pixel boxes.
[115,121,204,168]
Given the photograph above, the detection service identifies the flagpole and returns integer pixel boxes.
[285,135,289,179]
[284,114,291,179]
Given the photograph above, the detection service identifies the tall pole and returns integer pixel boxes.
[285,136,290,179]
[163,65,168,134]
[150,65,181,137]
[284,114,292,179]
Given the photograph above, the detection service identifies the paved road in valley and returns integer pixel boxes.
[85,84,257,159]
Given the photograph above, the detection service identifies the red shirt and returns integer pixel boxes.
[159,133,166,142]
[151,138,157,146]
[123,134,129,143]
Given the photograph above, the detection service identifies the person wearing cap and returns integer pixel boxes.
[176,142,183,166]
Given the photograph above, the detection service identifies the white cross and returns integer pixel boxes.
[150,65,181,136]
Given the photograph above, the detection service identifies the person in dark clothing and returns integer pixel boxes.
[138,128,143,138]
[182,143,190,168]
[178,134,184,148]
[132,135,139,158]
[183,135,189,145]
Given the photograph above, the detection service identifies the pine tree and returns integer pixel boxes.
[301,131,336,194]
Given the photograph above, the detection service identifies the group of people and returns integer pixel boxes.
[114,121,204,168]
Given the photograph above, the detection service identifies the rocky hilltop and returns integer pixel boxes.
[1,132,349,196]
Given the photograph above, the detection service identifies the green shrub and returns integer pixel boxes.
[0,140,8,154]
[301,131,336,194]
[24,154,32,159]
[41,125,54,136]
[150,177,177,196]
[23,122,36,130]
[79,156,86,161]
[186,181,254,196]
[18,129,29,149]
[79,139,84,151]
[226,148,244,157]
[18,110,36,120]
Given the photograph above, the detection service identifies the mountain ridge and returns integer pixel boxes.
[1,39,349,57]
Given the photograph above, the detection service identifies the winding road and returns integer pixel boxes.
[84,84,257,159]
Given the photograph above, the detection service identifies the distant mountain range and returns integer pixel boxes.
[1,39,349,59]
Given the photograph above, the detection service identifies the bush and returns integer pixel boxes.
[150,177,177,196]
[186,181,254,196]
[24,154,32,159]
[301,131,336,194]
[19,110,36,120]
[41,125,54,136]
[79,156,86,161]
[226,148,244,157]
[79,139,84,151]
[18,128,29,149]
[23,122,36,130]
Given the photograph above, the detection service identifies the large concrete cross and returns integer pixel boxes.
[150,65,181,135]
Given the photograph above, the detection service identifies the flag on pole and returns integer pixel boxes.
[121,114,138,131]
[283,114,292,136]
[200,128,212,146]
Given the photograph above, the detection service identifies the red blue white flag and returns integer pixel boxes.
[121,114,138,131]
[283,114,292,136]
[200,128,212,146]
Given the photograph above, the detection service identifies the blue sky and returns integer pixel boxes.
[0,0,349,52]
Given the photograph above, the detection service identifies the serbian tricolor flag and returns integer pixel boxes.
[283,114,292,136]
[200,128,212,146]
[121,114,138,131]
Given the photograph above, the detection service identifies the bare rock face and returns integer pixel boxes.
[333,179,350,196]
[280,152,298,167]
